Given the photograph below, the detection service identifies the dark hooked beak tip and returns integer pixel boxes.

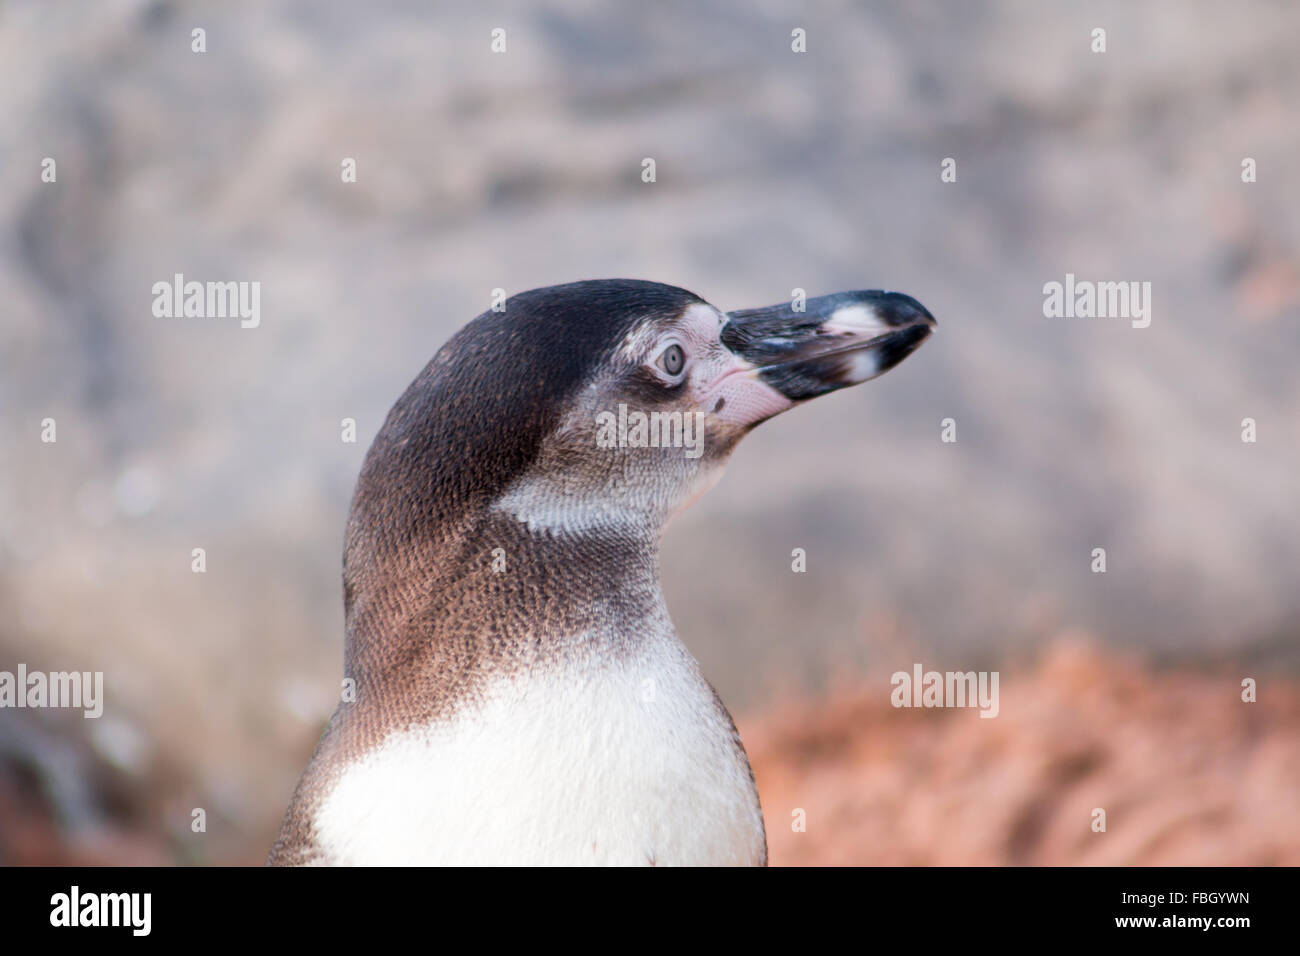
[869,291,937,330]
[721,290,936,402]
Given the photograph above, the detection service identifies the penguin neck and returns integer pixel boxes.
[481,509,671,641]
[344,506,674,697]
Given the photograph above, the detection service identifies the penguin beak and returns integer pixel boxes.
[719,291,935,405]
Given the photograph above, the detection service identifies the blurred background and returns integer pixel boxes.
[1,0,1298,865]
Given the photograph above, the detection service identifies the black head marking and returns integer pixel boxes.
[345,279,705,600]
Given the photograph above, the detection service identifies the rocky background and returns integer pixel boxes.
[1,0,1297,864]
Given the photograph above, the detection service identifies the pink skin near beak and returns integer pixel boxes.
[700,356,793,426]
[668,303,794,428]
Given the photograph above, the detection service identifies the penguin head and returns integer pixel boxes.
[348,278,935,574]
[485,280,936,536]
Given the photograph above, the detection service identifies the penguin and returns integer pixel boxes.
[268,279,934,866]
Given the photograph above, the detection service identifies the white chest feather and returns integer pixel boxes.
[313,640,765,865]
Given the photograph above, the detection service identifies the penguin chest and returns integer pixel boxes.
[313,645,766,865]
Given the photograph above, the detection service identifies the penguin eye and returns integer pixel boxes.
[655,343,687,378]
